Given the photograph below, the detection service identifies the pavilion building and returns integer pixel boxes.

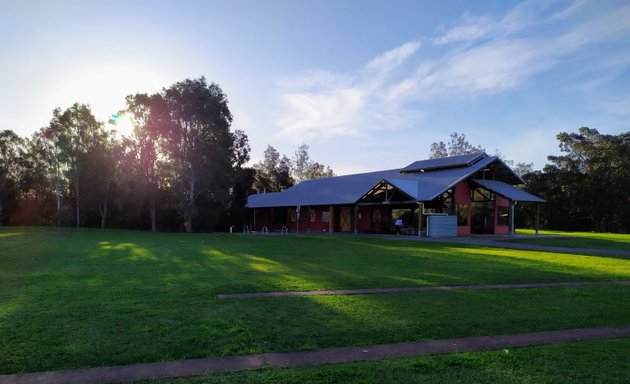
[246,153,544,237]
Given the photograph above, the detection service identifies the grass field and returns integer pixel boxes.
[1,227,629,379]
[514,229,630,251]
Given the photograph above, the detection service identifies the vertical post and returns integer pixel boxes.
[296,205,301,235]
[329,206,334,233]
[353,205,358,234]
[417,202,424,237]
[510,201,516,237]
[253,209,257,231]
[535,203,540,236]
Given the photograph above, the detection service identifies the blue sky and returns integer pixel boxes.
[1,0,629,174]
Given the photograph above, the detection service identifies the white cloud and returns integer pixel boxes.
[435,38,557,94]
[274,41,425,141]
[273,1,630,143]
[366,41,421,71]
[432,15,495,45]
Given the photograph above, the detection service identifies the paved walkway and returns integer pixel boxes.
[2,325,629,384]
[362,233,630,258]
[217,280,630,299]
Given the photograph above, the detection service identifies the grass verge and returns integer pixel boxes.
[1,227,629,373]
[140,339,630,384]
[514,229,630,251]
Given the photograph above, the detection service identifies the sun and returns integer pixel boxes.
[109,113,136,138]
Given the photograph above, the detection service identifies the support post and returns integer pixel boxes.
[510,201,516,237]
[296,205,301,235]
[353,205,358,234]
[417,202,424,237]
[253,209,256,231]
[535,203,540,236]
[329,206,334,233]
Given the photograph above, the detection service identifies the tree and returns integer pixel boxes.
[122,93,169,231]
[83,130,121,228]
[0,130,26,225]
[544,127,630,232]
[429,133,534,177]
[291,143,334,182]
[158,77,236,233]
[429,132,485,158]
[32,127,66,225]
[253,145,294,192]
[46,103,103,227]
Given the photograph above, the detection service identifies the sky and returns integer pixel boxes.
[1,0,629,174]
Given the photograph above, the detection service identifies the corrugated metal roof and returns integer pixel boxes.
[247,169,400,208]
[400,153,485,173]
[472,179,545,203]
[247,154,543,208]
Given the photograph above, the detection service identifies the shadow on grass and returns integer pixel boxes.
[1,229,630,374]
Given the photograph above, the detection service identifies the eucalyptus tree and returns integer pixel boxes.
[253,145,293,193]
[429,132,485,158]
[546,127,630,232]
[46,103,103,227]
[292,143,334,182]
[83,129,121,228]
[33,126,67,225]
[159,77,236,233]
[122,93,168,231]
[0,130,26,225]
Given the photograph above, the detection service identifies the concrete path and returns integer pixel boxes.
[217,280,630,299]
[361,233,630,258]
[2,325,629,384]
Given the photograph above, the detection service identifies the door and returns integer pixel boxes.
[471,201,494,234]
[340,207,352,232]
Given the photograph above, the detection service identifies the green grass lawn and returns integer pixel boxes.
[514,229,630,251]
[142,339,630,384]
[1,227,629,376]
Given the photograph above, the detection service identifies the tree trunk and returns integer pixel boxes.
[100,179,110,229]
[100,200,108,229]
[185,167,196,233]
[55,176,61,226]
[150,200,156,232]
[75,173,80,228]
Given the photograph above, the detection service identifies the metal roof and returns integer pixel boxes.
[400,153,485,173]
[247,153,543,208]
[472,179,545,203]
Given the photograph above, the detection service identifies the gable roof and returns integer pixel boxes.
[247,153,540,208]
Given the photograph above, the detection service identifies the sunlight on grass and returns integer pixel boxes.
[2,227,630,375]
[97,241,157,261]
[450,246,630,278]
[0,232,23,238]
[517,229,630,243]
[0,298,24,321]
[244,254,283,272]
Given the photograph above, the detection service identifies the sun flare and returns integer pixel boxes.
[109,113,136,138]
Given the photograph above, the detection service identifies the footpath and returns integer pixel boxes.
[2,325,630,384]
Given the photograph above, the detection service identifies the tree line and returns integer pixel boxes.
[0,77,336,232]
[1,80,627,234]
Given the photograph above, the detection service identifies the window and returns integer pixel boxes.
[497,206,509,226]
[322,211,330,223]
[457,204,469,226]
[289,209,296,222]
[471,187,495,202]
[309,208,316,223]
